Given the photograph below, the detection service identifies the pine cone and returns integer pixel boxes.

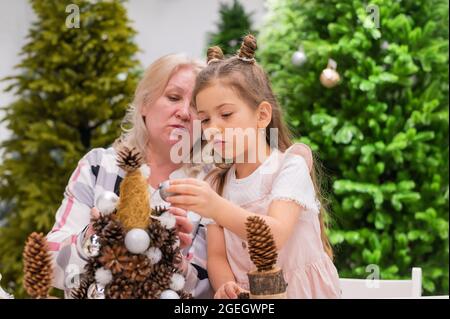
[148,221,169,248]
[179,290,193,299]
[116,145,143,172]
[22,232,53,298]
[122,254,152,283]
[150,262,174,288]
[152,205,168,217]
[137,280,162,299]
[92,214,114,234]
[98,245,130,274]
[70,275,92,299]
[105,276,134,299]
[245,216,278,272]
[100,218,125,246]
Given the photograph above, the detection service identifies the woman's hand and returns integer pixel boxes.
[214,281,245,299]
[89,206,194,249]
[165,178,221,219]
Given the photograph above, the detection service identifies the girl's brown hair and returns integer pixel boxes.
[192,34,333,259]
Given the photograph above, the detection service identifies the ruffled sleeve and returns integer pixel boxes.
[270,150,320,214]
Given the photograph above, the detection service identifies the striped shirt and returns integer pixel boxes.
[46,147,214,298]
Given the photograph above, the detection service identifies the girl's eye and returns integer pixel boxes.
[200,118,210,124]
[222,113,232,118]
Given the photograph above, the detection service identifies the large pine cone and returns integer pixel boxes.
[22,232,53,298]
[245,216,278,272]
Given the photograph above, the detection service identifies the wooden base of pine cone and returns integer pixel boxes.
[247,266,287,299]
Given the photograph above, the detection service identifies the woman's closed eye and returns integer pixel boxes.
[167,95,181,102]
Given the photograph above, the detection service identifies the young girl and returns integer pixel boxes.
[166,35,341,299]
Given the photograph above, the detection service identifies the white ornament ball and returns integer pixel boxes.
[160,289,180,299]
[95,267,113,286]
[95,191,119,215]
[124,228,151,254]
[169,273,185,291]
[291,50,307,66]
[158,212,176,229]
[145,247,162,265]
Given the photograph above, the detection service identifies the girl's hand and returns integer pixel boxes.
[214,281,244,299]
[165,178,221,219]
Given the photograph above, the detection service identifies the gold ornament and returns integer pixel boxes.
[320,58,341,88]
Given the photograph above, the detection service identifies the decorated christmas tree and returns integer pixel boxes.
[258,0,449,294]
[207,0,256,56]
[0,0,140,297]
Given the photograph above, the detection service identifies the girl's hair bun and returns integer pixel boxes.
[237,34,257,63]
[207,46,224,65]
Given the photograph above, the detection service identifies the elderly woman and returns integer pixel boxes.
[46,54,213,298]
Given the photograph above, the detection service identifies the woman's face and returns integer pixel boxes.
[141,66,197,153]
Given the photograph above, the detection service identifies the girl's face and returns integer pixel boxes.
[141,66,197,152]
[195,82,264,162]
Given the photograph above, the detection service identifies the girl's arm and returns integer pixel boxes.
[207,224,236,292]
[211,197,301,250]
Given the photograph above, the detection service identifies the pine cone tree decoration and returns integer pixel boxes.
[179,290,193,299]
[245,216,278,272]
[137,280,162,299]
[98,245,130,274]
[116,145,143,172]
[22,232,53,298]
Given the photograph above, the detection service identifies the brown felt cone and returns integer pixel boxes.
[22,232,53,298]
[115,146,151,230]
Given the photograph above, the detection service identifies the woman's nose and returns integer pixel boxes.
[175,100,191,121]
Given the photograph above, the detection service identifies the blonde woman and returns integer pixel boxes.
[46,54,214,298]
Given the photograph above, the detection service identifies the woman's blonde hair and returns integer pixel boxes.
[114,54,205,159]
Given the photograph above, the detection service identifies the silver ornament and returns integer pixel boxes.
[87,283,105,299]
[291,50,307,66]
[95,191,119,215]
[82,234,101,258]
[158,180,179,202]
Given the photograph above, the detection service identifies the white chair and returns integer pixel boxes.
[339,267,422,299]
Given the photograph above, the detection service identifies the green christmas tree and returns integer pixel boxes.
[208,0,256,56]
[259,0,449,294]
[0,0,140,296]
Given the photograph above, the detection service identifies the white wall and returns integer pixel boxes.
[0,0,267,144]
